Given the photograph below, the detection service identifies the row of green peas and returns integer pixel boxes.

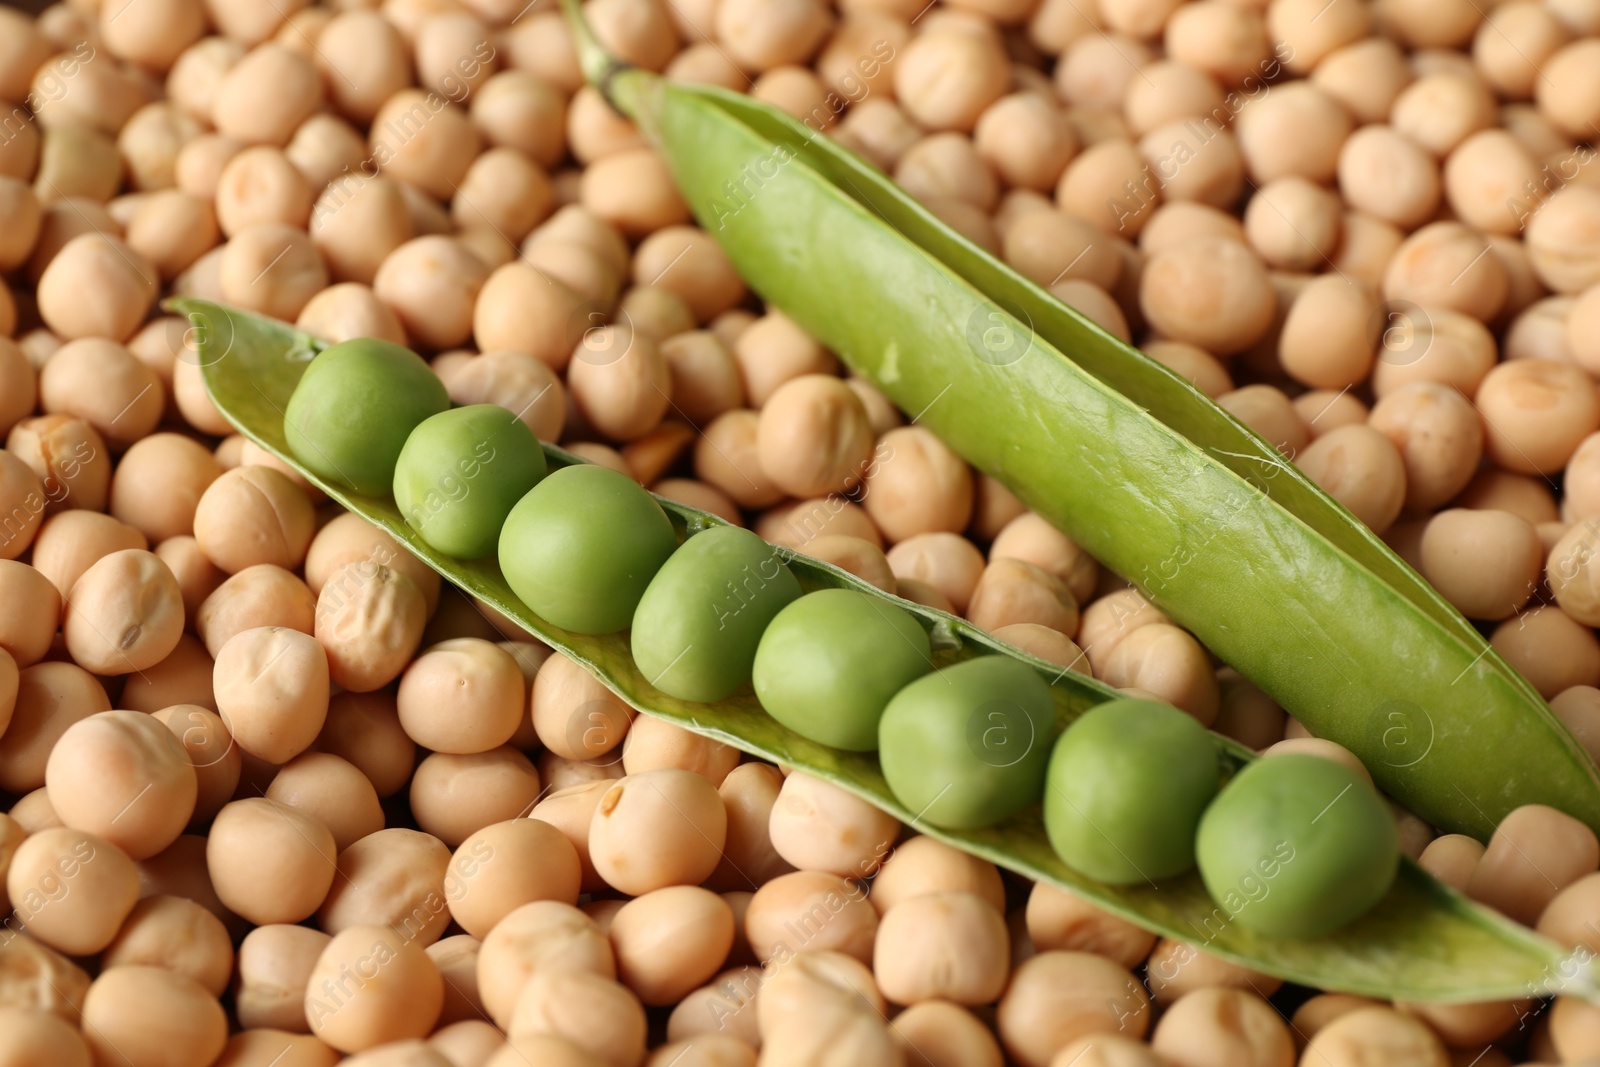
[284,333,1401,941]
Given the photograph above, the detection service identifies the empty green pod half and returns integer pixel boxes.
[566,28,1600,848]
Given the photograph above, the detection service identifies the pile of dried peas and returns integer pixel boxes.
[14,0,1600,1061]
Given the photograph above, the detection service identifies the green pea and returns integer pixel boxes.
[283,338,449,496]
[393,405,546,560]
[499,463,677,634]
[752,589,931,751]
[878,655,1055,830]
[1196,754,1400,939]
[632,526,802,703]
[1042,698,1220,885]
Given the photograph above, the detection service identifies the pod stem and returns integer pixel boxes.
[1560,953,1600,1002]
[558,0,661,133]
[558,0,614,88]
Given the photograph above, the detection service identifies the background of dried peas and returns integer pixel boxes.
[14,0,1600,1062]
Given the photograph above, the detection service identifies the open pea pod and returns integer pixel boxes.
[563,21,1600,845]
[174,296,1596,1002]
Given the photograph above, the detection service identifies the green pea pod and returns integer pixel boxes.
[173,297,1597,1002]
[562,14,1600,845]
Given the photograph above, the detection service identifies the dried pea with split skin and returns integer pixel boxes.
[752,588,932,751]
[499,463,678,634]
[284,337,449,496]
[632,525,802,702]
[394,405,547,560]
[878,654,1056,830]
